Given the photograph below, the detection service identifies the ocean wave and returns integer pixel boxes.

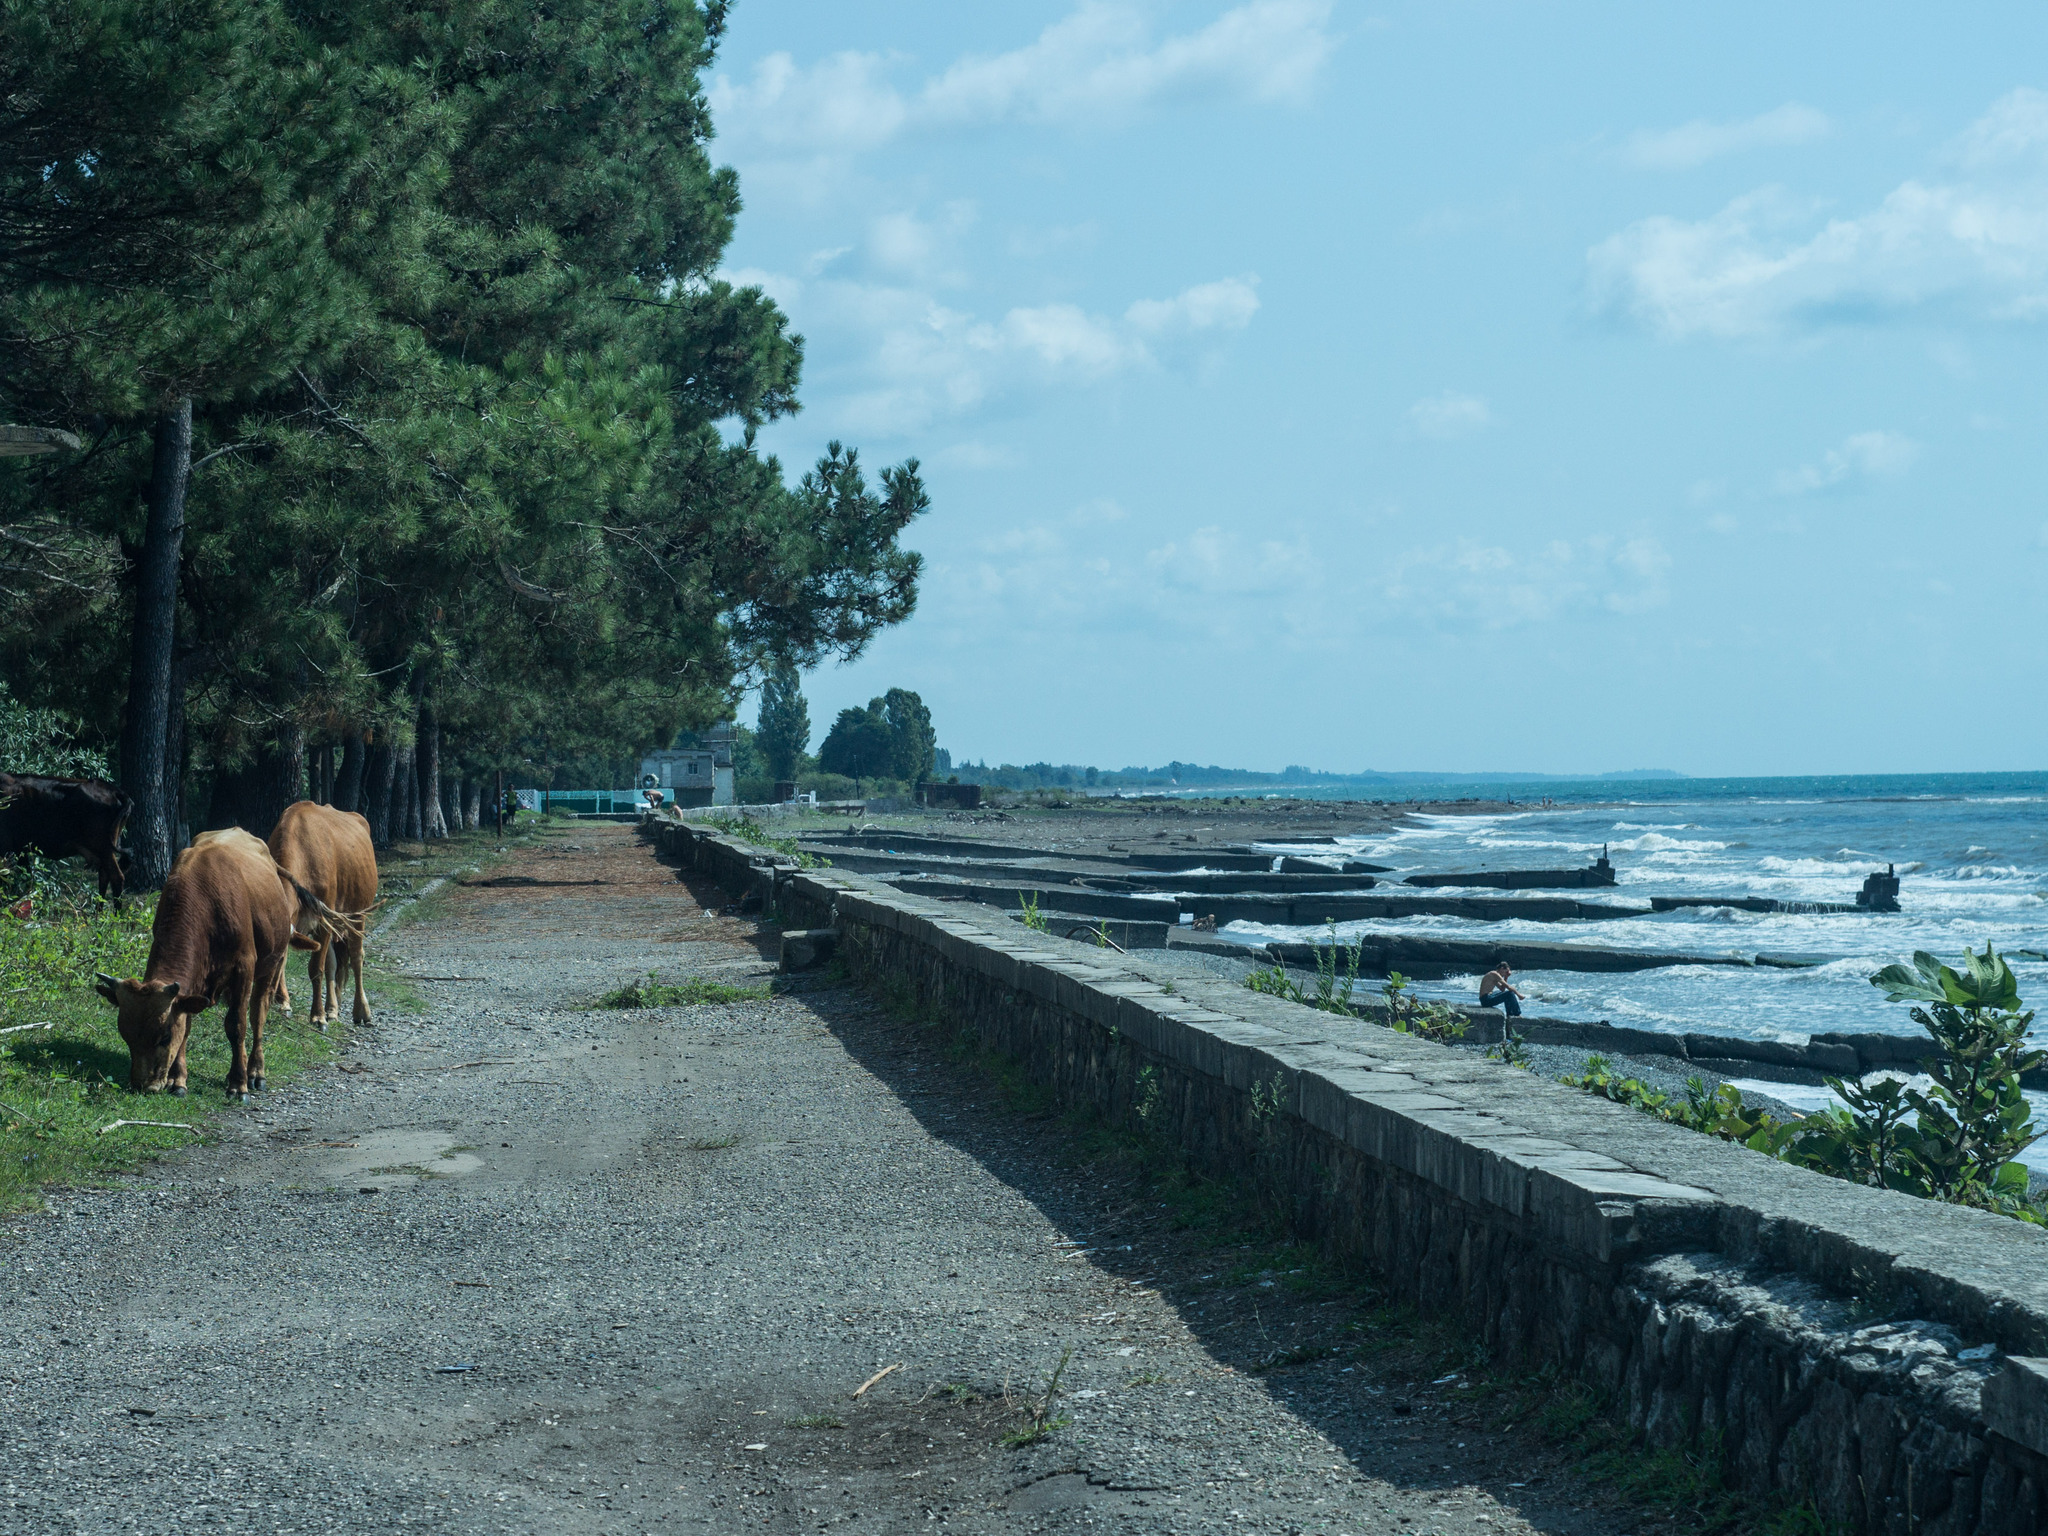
[1757,855,1879,876]
[1613,832,1730,853]
[1612,822,1701,832]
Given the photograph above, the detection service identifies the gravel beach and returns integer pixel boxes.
[0,823,1670,1535]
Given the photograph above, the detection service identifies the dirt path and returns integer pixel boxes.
[0,824,1654,1535]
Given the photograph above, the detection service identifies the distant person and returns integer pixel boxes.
[1479,959,1523,1018]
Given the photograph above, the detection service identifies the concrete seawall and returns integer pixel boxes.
[651,816,2048,1536]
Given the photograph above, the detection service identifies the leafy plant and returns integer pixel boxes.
[1381,972,1469,1043]
[1558,948,2048,1226]
[1798,946,2045,1215]
[1000,1349,1073,1447]
[1487,1023,1533,1069]
[703,815,818,867]
[1134,1064,1161,1123]
[1017,891,1048,933]
[1092,919,1113,949]
[0,684,106,780]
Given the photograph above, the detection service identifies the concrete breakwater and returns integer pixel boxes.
[655,814,2048,1536]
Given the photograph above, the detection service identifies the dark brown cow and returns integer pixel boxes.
[0,773,130,902]
[267,800,378,1029]
[93,828,340,1099]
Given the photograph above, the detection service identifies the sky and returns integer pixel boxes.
[711,2,2048,777]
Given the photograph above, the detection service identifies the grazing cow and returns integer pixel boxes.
[267,800,377,1029]
[93,828,341,1099]
[0,773,131,902]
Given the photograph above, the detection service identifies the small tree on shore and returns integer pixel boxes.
[757,663,810,782]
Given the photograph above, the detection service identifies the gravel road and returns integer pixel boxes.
[0,824,1660,1535]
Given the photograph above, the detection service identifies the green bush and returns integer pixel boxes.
[0,683,107,780]
[1561,946,2048,1225]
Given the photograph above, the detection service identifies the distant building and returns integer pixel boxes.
[639,721,734,807]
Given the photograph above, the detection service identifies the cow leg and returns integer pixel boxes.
[306,941,326,1030]
[274,960,292,1017]
[348,926,372,1027]
[247,960,276,1092]
[166,1013,193,1096]
[325,939,343,1029]
[223,969,254,1100]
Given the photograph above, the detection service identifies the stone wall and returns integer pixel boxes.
[648,816,2048,1536]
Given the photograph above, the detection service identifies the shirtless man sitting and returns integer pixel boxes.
[1479,959,1523,1018]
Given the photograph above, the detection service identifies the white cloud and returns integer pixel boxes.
[1124,275,1261,334]
[1773,431,1919,494]
[975,303,1143,377]
[1624,104,1831,171]
[1385,535,1672,628]
[710,1,1334,161]
[1590,89,2048,339]
[755,268,1265,435]
[1405,391,1490,439]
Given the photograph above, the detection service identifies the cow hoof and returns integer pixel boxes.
[249,1076,265,1091]
[232,1090,249,1103]
[168,1085,187,1098]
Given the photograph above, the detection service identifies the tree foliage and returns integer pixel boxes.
[816,687,938,787]
[756,662,810,782]
[0,0,927,855]
[817,703,893,784]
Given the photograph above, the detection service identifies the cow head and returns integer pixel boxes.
[93,974,188,1092]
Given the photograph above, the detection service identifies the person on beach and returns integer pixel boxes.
[1479,960,1523,1017]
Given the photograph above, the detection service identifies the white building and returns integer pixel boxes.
[638,721,734,807]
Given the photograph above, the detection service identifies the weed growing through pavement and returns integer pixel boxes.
[1017,891,1048,933]
[1000,1348,1073,1447]
[701,815,821,867]
[596,972,771,1008]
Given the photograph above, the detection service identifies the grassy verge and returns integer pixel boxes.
[0,824,529,1214]
[0,891,353,1213]
[845,961,1826,1536]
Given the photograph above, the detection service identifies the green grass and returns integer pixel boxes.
[0,825,520,1214]
[596,973,772,1008]
[0,893,350,1212]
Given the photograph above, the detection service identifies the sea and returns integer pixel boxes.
[1183,771,2048,1159]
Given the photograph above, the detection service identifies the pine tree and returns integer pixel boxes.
[883,688,936,784]
[757,663,811,782]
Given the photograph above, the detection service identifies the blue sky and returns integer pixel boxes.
[714,2,2048,776]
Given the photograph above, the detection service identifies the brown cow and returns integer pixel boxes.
[267,800,377,1030]
[0,773,131,903]
[93,828,340,1099]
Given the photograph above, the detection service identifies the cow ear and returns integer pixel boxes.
[94,972,121,1005]
[159,982,180,1002]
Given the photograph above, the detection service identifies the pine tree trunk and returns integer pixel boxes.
[464,779,482,830]
[402,748,422,841]
[249,725,304,834]
[333,729,366,814]
[363,736,397,846]
[163,650,187,859]
[118,397,192,891]
[417,709,447,839]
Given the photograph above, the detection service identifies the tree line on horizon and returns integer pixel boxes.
[0,0,925,885]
